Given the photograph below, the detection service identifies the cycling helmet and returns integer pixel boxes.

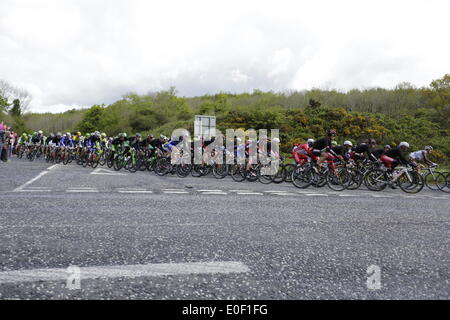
[101,133,106,138]
[307,138,315,144]
[236,137,242,143]
[33,132,37,136]
[331,140,338,146]
[327,129,337,137]
[66,132,71,137]
[343,140,353,147]
[367,138,376,145]
[384,145,391,150]
[148,134,154,139]
[123,133,127,138]
[56,132,62,137]
[160,134,165,139]
[272,137,280,143]
[77,132,81,136]
[424,146,433,151]
[398,142,409,148]
[136,133,142,138]
[38,130,43,135]
[50,133,55,138]
[22,133,27,137]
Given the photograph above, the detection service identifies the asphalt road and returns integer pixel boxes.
[0,159,449,299]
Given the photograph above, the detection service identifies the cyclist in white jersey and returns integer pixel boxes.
[409,146,435,167]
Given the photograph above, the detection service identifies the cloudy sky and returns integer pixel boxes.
[1,0,449,113]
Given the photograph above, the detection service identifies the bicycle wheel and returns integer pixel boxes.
[327,168,349,191]
[91,154,99,169]
[346,168,364,190]
[212,164,228,179]
[176,164,192,178]
[364,169,388,191]
[424,172,446,191]
[231,164,246,182]
[398,170,424,194]
[257,165,274,184]
[155,158,171,176]
[113,155,124,171]
[107,153,114,168]
[283,164,296,182]
[99,153,106,166]
[441,173,450,193]
[292,166,311,189]
[62,153,70,165]
[272,165,286,184]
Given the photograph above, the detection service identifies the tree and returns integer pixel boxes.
[0,79,32,113]
[77,105,105,133]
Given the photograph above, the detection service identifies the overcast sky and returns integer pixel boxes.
[1,0,449,113]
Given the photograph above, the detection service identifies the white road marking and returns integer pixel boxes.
[13,170,50,192]
[236,192,263,195]
[17,189,52,192]
[201,192,228,195]
[229,190,253,193]
[0,261,250,285]
[338,194,358,197]
[272,193,297,196]
[264,190,288,193]
[118,190,153,194]
[162,191,189,194]
[371,195,393,198]
[91,168,125,176]
[162,189,186,191]
[197,190,223,192]
[306,194,328,197]
[47,164,60,170]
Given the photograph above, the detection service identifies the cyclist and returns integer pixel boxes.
[409,146,435,167]
[371,144,391,160]
[31,130,45,145]
[351,139,378,162]
[382,142,410,169]
[293,139,315,165]
[312,129,339,166]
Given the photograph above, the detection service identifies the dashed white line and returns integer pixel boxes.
[236,192,263,195]
[0,261,250,285]
[162,191,189,194]
[66,189,99,193]
[200,192,228,195]
[118,190,153,194]
[306,194,328,197]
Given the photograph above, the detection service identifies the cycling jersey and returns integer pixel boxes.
[31,134,44,145]
[49,136,62,146]
[312,137,332,151]
[353,143,377,161]
[44,136,53,146]
[60,136,75,148]
[409,150,425,161]
[385,147,409,165]
[371,148,385,159]
[84,136,101,150]
[150,139,164,151]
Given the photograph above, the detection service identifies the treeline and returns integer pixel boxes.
[14,74,450,163]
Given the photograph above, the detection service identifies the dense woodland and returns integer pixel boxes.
[1,74,449,163]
